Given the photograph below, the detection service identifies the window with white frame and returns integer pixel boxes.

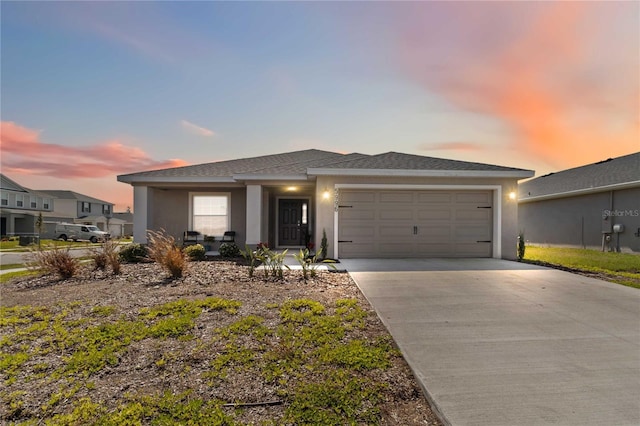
[16,194,23,207]
[30,197,37,208]
[103,205,111,215]
[1,193,7,206]
[191,193,230,236]
[82,202,91,213]
[43,199,50,210]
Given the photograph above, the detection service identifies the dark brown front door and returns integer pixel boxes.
[279,199,308,246]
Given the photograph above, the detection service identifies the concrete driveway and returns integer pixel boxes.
[341,258,640,426]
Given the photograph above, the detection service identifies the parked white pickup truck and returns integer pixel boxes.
[55,223,110,243]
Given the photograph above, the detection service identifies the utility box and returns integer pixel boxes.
[613,224,625,233]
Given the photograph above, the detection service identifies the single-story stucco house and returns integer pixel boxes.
[519,152,640,253]
[117,149,534,259]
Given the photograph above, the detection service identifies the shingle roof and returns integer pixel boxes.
[1,174,29,192]
[118,149,347,179]
[38,190,113,205]
[311,151,529,172]
[118,149,532,183]
[519,152,640,200]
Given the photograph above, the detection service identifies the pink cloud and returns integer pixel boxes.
[0,121,188,179]
[390,2,639,168]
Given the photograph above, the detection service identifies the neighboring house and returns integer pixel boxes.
[118,149,533,260]
[38,190,115,232]
[519,152,640,253]
[1,174,55,236]
[111,212,134,237]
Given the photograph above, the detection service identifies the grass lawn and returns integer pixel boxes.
[524,246,640,289]
[0,239,100,252]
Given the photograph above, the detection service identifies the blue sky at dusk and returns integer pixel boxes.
[1,1,638,210]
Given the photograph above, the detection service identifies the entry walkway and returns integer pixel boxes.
[342,258,640,426]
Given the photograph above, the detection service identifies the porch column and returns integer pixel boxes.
[133,186,149,244]
[246,184,262,246]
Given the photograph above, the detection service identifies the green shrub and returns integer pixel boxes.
[27,246,80,279]
[320,229,328,260]
[219,242,240,258]
[517,233,525,261]
[118,243,148,263]
[184,244,206,261]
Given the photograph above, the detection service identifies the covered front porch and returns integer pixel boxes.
[133,182,322,250]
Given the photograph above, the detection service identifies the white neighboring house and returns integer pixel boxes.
[1,174,55,237]
[1,174,117,240]
[37,190,115,235]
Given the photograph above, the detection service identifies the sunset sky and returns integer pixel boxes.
[1,1,638,211]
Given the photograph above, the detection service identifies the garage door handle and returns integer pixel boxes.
[413,226,417,235]
[477,240,491,243]
[338,240,353,243]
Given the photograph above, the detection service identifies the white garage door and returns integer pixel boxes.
[338,190,493,258]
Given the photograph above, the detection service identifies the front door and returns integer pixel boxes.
[278,199,308,246]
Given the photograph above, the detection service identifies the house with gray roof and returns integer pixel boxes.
[1,174,55,237]
[118,149,533,259]
[518,152,640,252]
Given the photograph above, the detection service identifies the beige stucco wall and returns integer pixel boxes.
[314,175,521,260]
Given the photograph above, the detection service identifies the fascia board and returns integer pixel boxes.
[232,174,310,181]
[307,168,534,178]
[518,180,640,203]
[117,176,237,184]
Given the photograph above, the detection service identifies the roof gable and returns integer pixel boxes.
[519,152,640,201]
[38,190,113,205]
[1,174,30,193]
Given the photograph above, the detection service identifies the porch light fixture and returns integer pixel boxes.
[322,188,331,200]
[286,186,298,192]
[508,191,517,200]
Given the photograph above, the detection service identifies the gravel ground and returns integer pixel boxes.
[1,260,442,425]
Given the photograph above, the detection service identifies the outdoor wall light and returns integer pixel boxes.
[322,188,331,200]
[286,186,297,192]
[508,191,517,200]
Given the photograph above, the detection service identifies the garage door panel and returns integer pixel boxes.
[379,209,413,220]
[456,192,491,204]
[341,210,376,220]
[338,189,492,258]
[417,193,452,203]
[417,226,451,238]
[455,209,492,220]
[340,243,376,257]
[454,224,491,238]
[341,226,376,240]
[379,225,413,238]
[341,191,376,203]
[417,209,451,220]
[379,192,413,203]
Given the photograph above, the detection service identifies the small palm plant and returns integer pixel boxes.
[293,248,336,281]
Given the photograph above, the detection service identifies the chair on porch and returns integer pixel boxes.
[221,231,235,243]
[183,230,200,247]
